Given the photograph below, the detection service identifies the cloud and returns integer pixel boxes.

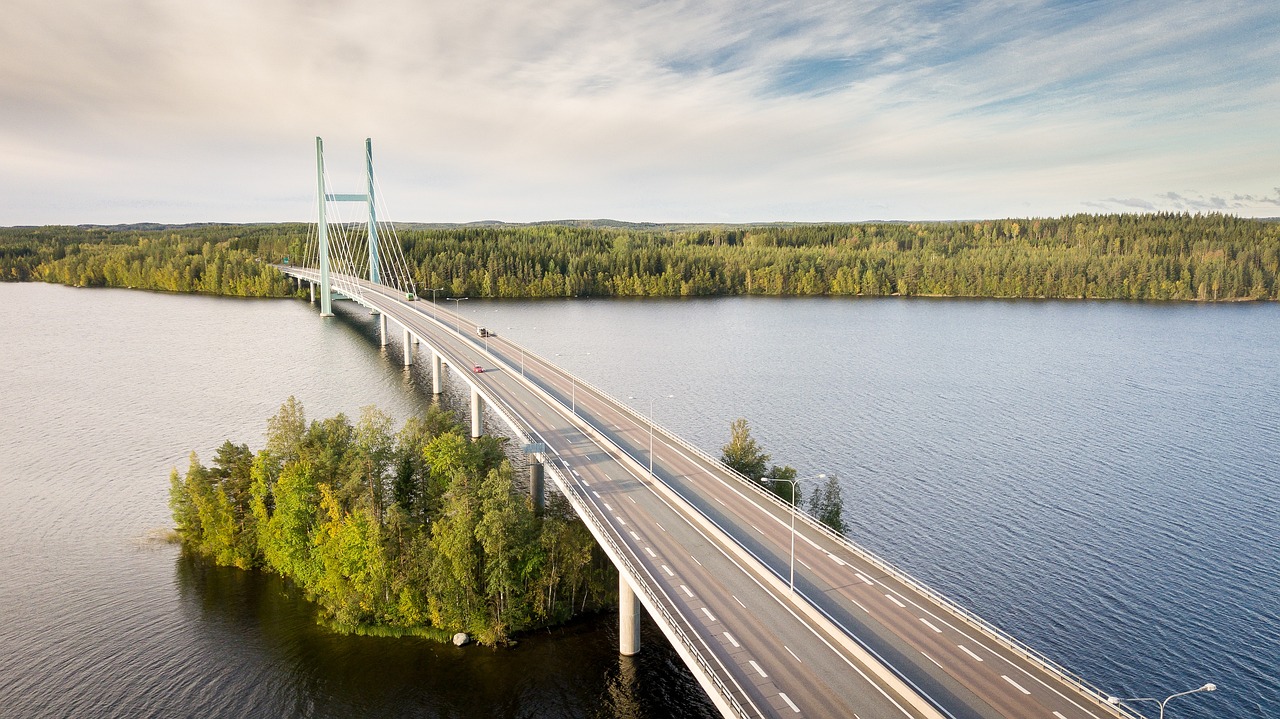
[0,0,1277,223]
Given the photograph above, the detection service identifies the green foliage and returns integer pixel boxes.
[721,418,770,481]
[807,474,847,535]
[6,215,1280,301]
[169,398,613,644]
[0,224,298,295]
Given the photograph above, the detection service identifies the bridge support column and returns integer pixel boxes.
[379,314,387,347]
[529,463,545,517]
[619,576,641,656]
[470,385,483,439]
[432,352,442,395]
[402,328,413,366]
[309,282,315,304]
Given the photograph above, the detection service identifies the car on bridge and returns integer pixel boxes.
[472,364,484,374]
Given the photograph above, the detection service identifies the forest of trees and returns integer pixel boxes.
[3,213,1278,301]
[169,399,615,644]
[0,224,298,296]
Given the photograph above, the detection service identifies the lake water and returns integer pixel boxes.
[0,283,1275,718]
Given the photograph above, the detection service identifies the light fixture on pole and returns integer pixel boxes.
[1107,683,1217,719]
[446,296,468,333]
[426,287,444,319]
[553,352,590,416]
[628,395,674,481]
[770,473,824,593]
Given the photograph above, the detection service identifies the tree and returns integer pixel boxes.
[721,418,769,481]
[764,464,799,504]
[807,474,847,534]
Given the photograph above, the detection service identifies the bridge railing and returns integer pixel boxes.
[467,377,757,719]
[499,338,1139,719]
[284,269,1137,719]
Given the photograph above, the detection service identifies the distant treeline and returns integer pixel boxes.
[4,214,1279,301]
[0,224,297,296]
[170,399,614,644]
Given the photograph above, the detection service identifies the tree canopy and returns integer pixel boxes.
[6,214,1280,301]
[170,399,614,644]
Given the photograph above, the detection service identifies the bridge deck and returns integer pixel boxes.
[280,268,1135,719]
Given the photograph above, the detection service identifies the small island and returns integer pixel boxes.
[169,398,614,645]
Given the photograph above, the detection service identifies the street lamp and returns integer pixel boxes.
[1107,683,1217,718]
[446,296,468,334]
[628,395,674,481]
[770,473,824,593]
[554,352,590,415]
[425,286,444,319]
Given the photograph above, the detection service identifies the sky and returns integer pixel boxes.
[1,0,1277,225]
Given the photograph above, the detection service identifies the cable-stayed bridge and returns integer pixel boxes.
[276,138,1143,719]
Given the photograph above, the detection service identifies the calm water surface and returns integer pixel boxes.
[1,284,1276,718]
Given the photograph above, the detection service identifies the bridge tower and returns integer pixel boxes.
[314,136,385,316]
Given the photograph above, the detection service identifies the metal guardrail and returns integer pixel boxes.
[501,338,1141,719]
[281,267,1138,719]
[297,275,758,719]
[461,372,757,719]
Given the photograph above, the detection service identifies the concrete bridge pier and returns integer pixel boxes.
[402,328,413,366]
[432,352,443,395]
[529,463,545,516]
[470,385,483,439]
[619,576,641,655]
[379,314,388,347]
[309,282,315,304]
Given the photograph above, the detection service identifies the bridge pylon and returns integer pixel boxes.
[314,136,390,316]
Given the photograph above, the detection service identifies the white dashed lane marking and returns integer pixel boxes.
[749,660,768,678]
[724,631,739,648]
[785,645,802,663]
[644,547,657,558]
[885,594,906,608]
[680,585,694,598]
[661,565,674,576]
[779,693,800,713]
[701,607,717,622]
[958,645,984,662]
[919,617,942,633]
[1001,675,1031,695]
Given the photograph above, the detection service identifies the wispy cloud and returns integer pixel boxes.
[0,0,1276,223]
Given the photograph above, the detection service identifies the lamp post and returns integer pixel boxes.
[425,286,444,319]
[770,473,824,593]
[446,297,468,334]
[1107,683,1217,719]
[628,395,674,481]
[554,352,590,416]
